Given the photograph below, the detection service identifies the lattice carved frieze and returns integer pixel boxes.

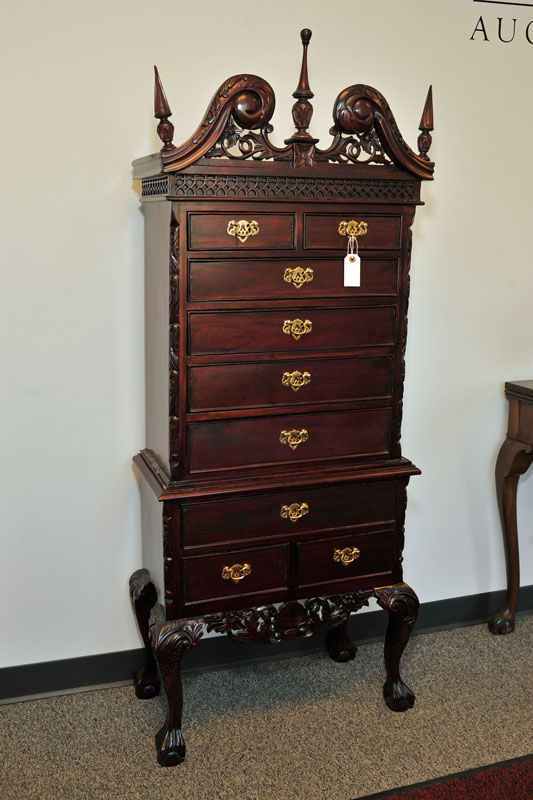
[142,175,173,197]
[171,173,418,203]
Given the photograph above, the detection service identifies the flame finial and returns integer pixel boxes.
[418,85,433,160]
[154,66,175,152]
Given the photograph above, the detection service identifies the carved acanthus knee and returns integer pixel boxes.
[149,609,206,767]
[373,583,419,712]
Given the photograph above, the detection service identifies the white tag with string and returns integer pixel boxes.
[344,236,361,286]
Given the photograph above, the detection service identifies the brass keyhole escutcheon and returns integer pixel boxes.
[282,318,312,341]
[338,220,368,239]
[222,563,252,583]
[280,502,309,523]
[333,546,360,566]
[226,219,259,243]
[279,429,309,450]
[284,267,314,289]
[281,370,311,392]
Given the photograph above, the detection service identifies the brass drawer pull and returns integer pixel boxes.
[222,562,252,583]
[282,318,312,341]
[226,219,259,243]
[333,546,360,566]
[280,502,309,523]
[284,266,314,289]
[282,370,311,392]
[338,220,368,238]
[280,428,309,450]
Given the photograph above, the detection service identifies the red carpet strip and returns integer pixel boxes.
[355,754,533,800]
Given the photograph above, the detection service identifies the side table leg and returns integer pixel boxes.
[150,610,205,767]
[489,438,533,635]
[374,583,419,712]
[326,619,357,663]
[129,569,160,699]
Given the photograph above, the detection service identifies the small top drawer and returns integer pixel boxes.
[188,212,295,250]
[304,214,402,250]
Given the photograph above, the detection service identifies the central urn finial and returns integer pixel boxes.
[285,28,318,164]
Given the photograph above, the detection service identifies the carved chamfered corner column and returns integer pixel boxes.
[489,381,533,634]
[374,584,419,711]
[129,569,160,699]
[149,607,206,767]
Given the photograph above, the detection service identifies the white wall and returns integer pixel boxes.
[2,0,533,668]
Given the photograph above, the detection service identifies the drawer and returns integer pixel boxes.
[297,530,394,590]
[188,307,396,355]
[188,355,393,412]
[183,544,288,604]
[188,212,295,250]
[182,481,398,549]
[188,257,399,301]
[188,408,391,472]
[304,214,402,250]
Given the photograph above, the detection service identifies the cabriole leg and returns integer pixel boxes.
[489,438,533,635]
[129,569,160,699]
[150,609,205,767]
[374,583,419,712]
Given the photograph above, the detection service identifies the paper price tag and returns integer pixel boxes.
[344,254,361,287]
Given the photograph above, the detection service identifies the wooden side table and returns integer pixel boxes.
[489,380,533,634]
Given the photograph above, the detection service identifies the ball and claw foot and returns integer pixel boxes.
[133,665,160,699]
[383,678,415,712]
[156,724,186,767]
[326,627,357,663]
[488,609,515,635]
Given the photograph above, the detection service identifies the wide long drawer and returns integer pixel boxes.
[181,481,398,549]
[188,212,295,250]
[188,307,396,355]
[296,530,395,590]
[188,408,391,472]
[188,355,393,412]
[182,544,288,605]
[188,257,399,301]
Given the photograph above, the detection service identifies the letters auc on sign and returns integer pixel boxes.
[471,15,533,44]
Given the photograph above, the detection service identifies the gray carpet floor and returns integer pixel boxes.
[1,615,532,800]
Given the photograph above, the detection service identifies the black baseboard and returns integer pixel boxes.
[2,586,532,702]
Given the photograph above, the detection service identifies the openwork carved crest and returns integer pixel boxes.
[150,30,434,179]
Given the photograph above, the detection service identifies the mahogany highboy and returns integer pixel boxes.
[130,29,435,766]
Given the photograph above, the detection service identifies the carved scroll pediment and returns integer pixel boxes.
[160,73,277,172]
[151,31,434,179]
[316,83,434,179]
